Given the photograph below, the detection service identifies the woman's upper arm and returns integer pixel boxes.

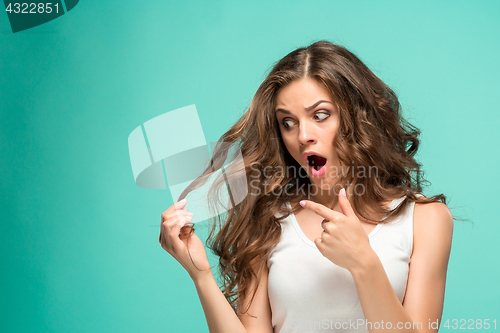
[237,262,273,333]
[403,201,454,331]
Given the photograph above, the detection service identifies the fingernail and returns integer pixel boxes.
[185,215,192,221]
[299,200,306,207]
[179,198,187,204]
[340,188,346,197]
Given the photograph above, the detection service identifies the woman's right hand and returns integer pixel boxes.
[159,199,212,280]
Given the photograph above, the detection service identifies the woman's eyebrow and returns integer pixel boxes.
[275,100,333,114]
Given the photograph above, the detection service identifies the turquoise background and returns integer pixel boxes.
[1,1,499,332]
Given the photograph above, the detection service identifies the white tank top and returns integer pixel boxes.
[267,196,414,333]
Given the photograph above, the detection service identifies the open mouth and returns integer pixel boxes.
[306,154,327,177]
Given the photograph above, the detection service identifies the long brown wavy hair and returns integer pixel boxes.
[179,40,447,315]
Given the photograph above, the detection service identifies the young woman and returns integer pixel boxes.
[158,41,454,333]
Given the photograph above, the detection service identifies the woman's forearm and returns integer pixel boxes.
[192,271,247,333]
[350,251,421,333]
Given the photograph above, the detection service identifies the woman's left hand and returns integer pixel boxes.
[300,188,375,272]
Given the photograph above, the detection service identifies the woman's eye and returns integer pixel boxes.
[282,119,295,128]
[314,112,330,121]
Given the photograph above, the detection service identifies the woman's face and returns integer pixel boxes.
[275,77,342,192]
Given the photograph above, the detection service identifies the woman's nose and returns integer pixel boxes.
[298,121,317,145]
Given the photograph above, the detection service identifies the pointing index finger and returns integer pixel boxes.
[299,200,343,221]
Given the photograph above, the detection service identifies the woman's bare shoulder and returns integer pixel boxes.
[413,197,453,226]
[412,198,454,256]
